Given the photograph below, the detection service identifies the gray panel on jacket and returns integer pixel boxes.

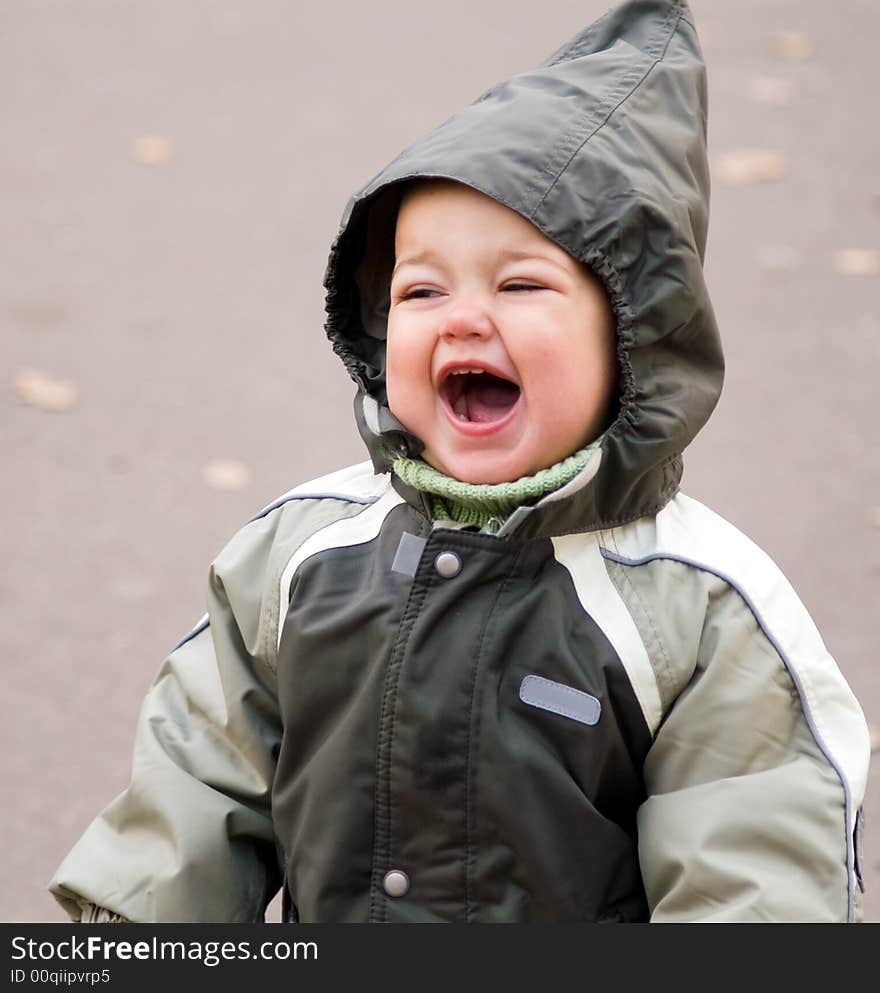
[391,531,427,577]
[519,675,602,726]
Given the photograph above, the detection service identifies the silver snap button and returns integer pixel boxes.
[383,869,410,898]
[434,551,462,578]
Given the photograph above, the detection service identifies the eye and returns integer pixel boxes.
[502,281,544,293]
[393,285,442,302]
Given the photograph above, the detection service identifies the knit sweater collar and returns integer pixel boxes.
[392,435,604,532]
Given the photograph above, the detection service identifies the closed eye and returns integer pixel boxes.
[502,282,545,292]
[397,287,441,301]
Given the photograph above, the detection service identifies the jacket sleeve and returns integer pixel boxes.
[48,511,287,923]
[634,571,871,923]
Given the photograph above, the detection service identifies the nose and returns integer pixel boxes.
[438,299,495,342]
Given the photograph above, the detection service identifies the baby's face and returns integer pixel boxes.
[386,180,616,484]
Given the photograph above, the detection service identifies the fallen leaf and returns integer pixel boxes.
[13,367,78,412]
[131,135,174,166]
[755,243,800,272]
[771,31,815,61]
[833,249,880,277]
[716,149,788,186]
[747,76,794,107]
[870,723,880,755]
[201,458,252,492]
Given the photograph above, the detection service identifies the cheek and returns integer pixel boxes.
[385,323,408,388]
[385,353,406,416]
[385,331,430,421]
[523,336,614,423]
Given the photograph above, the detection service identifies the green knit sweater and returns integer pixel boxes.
[392,435,604,533]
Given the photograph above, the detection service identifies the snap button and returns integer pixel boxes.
[382,869,410,898]
[434,551,462,578]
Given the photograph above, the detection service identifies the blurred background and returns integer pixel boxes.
[2,0,878,922]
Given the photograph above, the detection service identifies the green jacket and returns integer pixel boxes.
[50,0,870,922]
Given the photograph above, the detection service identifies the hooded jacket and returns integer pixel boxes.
[50,0,870,923]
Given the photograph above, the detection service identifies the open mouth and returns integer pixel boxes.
[440,368,521,425]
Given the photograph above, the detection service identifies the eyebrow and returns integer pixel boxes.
[392,251,435,278]
[391,247,571,278]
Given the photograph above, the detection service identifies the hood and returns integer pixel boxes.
[323,0,723,541]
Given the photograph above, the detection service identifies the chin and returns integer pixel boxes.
[458,469,512,485]
[433,452,533,486]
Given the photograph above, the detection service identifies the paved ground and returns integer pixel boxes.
[2,0,878,922]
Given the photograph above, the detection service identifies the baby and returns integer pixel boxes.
[51,0,870,922]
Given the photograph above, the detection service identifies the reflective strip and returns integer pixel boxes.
[391,531,427,577]
[167,464,390,656]
[606,491,871,922]
[276,487,405,650]
[168,614,209,654]
[551,532,662,735]
[520,674,601,726]
[284,459,388,503]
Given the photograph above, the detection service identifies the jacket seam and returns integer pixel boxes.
[602,553,675,711]
[164,490,381,660]
[248,492,378,524]
[369,569,432,923]
[600,547,857,923]
[266,495,391,673]
[533,2,682,215]
[167,615,210,655]
[542,7,613,67]
[602,524,676,707]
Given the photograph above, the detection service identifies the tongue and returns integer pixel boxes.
[466,378,520,423]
